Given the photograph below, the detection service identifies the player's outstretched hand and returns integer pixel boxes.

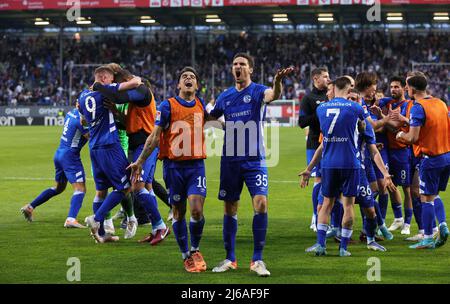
[369,105,382,119]
[298,169,311,188]
[274,67,295,83]
[127,162,142,184]
[383,175,397,193]
[387,104,400,121]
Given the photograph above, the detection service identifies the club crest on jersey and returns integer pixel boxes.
[243,95,252,103]
[172,194,181,202]
[219,190,227,197]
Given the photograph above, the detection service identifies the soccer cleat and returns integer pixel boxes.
[250,260,271,277]
[212,259,238,273]
[401,224,411,235]
[388,218,404,231]
[326,227,338,239]
[306,244,327,256]
[339,248,352,257]
[104,220,115,235]
[150,227,170,246]
[191,251,207,272]
[409,238,435,249]
[435,223,449,248]
[20,204,34,222]
[367,241,387,252]
[124,219,138,239]
[102,233,120,243]
[405,233,424,242]
[305,243,320,252]
[85,215,102,243]
[184,256,200,273]
[64,219,86,228]
[138,233,154,243]
[379,226,394,240]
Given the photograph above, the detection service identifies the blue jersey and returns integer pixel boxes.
[317,97,366,169]
[78,84,121,149]
[358,119,376,169]
[362,98,388,148]
[58,109,89,152]
[210,82,269,162]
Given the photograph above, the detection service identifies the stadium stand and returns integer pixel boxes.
[0,30,448,106]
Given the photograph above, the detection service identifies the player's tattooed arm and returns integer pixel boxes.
[368,143,397,193]
[127,126,162,183]
[263,67,294,104]
[298,143,323,188]
[395,126,420,145]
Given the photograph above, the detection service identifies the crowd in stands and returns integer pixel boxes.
[0,29,448,106]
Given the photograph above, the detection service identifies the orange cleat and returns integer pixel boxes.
[184,256,200,273]
[191,251,207,272]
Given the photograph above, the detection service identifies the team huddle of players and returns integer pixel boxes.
[19,55,449,274]
[298,68,449,256]
[20,53,294,276]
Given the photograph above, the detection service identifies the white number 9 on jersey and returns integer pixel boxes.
[85,96,96,120]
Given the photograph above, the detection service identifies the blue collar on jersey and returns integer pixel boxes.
[175,96,197,107]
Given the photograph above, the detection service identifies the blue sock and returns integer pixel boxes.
[378,193,389,220]
[340,228,353,251]
[136,189,163,228]
[365,217,377,239]
[94,191,125,222]
[312,182,321,217]
[373,201,384,226]
[189,217,205,250]
[317,223,328,247]
[433,196,446,225]
[252,213,268,262]
[68,191,85,219]
[173,219,189,256]
[404,208,413,225]
[422,202,435,237]
[30,188,58,208]
[412,197,423,230]
[392,201,403,219]
[223,215,237,262]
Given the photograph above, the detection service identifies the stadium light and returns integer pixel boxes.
[34,18,49,26]
[317,13,334,22]
[140,16,156,24]
[206,15,222,23]
[386,13,403,22]
[272,18,289,22]
[273,14,288,18]
[76,17,91,25]
[433,12,449,21]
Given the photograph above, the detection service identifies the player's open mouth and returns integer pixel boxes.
[235,71,241,78]
[185,82,193,88]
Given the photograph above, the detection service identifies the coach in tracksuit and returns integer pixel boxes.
[298,66,330,231]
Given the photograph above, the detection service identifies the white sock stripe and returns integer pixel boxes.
[341,228,353,238]
[317,223,328,232]
[73,191,85,195]
[75,171,83,177]
[93,196,104,203]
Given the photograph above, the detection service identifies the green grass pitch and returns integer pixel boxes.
[0,126,449,284]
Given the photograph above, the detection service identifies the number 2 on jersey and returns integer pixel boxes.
[326,108,340,134]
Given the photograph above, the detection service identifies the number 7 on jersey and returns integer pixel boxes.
[326,108,340,134]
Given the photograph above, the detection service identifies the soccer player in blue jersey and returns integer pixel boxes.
[79,66,167,243]
[396,75,449,249]
[129,67,213,272]
[209,53,293,276]
[300,76,367,256]
[21,105,89,228]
